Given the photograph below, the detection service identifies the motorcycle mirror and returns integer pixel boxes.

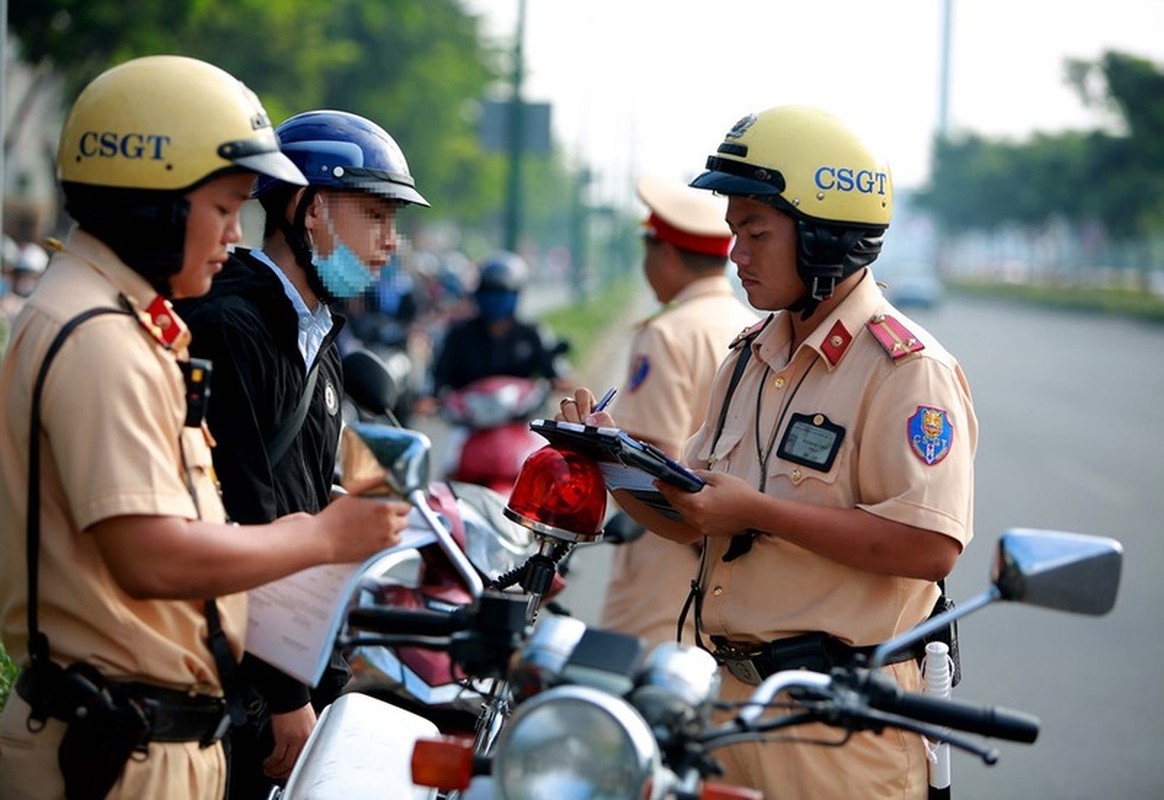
[869,528,1124,673]
[342,349,401,419]
[992,528,1123,615]
[339,423,432,497]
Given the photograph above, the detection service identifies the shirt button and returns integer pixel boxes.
[712,586,724,597]
[773,376,787,389]
[791,468,803,483]
[829,334,844,348]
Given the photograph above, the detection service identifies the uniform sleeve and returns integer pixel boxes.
[186,301,280,525]
[41,316,197,529]
[855,356,977,547]
[614,326,695,454]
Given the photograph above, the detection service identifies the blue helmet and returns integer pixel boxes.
[476,251,528,293]
[255,109,429,206]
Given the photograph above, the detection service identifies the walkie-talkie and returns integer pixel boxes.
[179,358,213,428]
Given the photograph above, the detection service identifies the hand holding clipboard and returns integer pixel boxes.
[529,419,704,520]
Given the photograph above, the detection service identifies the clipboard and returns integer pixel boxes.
[529,419,704,521]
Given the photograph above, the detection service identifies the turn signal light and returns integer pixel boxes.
[505,445,607,543]
[411,736,474,790]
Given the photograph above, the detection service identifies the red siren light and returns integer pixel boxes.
[505,445,607,543]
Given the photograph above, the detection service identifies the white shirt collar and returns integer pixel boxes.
[251,248,333,369]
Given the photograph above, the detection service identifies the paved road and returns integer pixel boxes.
[922,298,1164,798]
[418,290,1164,798]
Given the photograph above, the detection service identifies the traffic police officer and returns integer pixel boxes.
[0,55,411,800]
[598,174,757,649]
[562,105,976,799]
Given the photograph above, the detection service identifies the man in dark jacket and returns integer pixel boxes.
[176,109,429,797]
[428,251,569,395]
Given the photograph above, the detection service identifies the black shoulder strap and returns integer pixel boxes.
[26,303,247,724]
[26,306,131,667]
[265,360,321,467]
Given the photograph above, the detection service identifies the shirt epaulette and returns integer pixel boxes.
[866,313,925,360]
[729,314,773,350]
[123,293,189,350]
[635,301,675,329]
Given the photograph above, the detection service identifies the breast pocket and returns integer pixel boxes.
[691,423,748,474]
[769,422,854,506]
[179,427,226,523]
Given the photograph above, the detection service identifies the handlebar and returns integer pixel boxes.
[866,679,1040,743]
[733,668,1039,745]
[346,604,471,637]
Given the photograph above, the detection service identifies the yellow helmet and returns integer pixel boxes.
[691,104,892,228]
[691,105,892,308]
[57,55,305,191]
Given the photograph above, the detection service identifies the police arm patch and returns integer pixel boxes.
[907,405,953,465]
[628,354,651,392]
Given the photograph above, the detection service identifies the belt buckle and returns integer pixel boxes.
[724,657,764,686]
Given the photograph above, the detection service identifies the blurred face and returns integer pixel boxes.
[314,191,399,269]
[725,196,799,311]
[173,172,254,299]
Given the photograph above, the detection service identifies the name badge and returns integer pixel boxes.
[777,413,845,472]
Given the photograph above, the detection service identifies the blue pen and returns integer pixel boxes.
[594,386,617,413]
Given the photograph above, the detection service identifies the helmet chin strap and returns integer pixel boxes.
[791,221,866,320]
[788,274,839,320]
[274,187,336,304]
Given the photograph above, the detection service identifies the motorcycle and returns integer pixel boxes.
[279,519,1122,799]
[437,341,571,497]
[273,423,616,800]
[346,311,422,427]
[329,352,571,741]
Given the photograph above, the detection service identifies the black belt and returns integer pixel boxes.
[17,671,231,745]
[710,632,916,686]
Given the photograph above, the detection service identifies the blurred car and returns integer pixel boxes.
[875,259,944,309]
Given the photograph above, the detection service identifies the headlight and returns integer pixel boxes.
[493,685,660,800]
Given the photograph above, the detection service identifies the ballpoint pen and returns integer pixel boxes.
[594,386,617,413]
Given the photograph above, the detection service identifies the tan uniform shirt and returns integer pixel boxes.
[600,276,758,648]
[0,230,244,799]
[684,269,976,799]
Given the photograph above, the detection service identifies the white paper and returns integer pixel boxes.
[598,461,660,492]
[245,517,437,687]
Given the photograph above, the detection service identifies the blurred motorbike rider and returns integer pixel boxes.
[0,56,411,800]
[560,105,976,799]
[175,108,429,797]
[426,251,570,400]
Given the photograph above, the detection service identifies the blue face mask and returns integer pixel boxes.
[312,198,377,299]
[476,289,519,321]
[315,242,376,299]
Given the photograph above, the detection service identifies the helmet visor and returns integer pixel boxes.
[690,155,786,199]
[219,138,307,186]
[344,168,431,207]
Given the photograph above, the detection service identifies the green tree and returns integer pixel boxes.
[6,0,538,237]
[8,0,613,275]
[919,50,1164,245]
